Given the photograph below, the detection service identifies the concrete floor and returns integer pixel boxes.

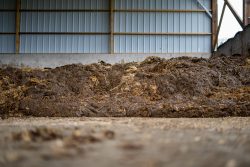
[0,117,250,167]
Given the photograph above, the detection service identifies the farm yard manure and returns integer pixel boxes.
[0,55,250,118]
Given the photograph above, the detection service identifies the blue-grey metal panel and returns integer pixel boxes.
[21,12,109,32]
[114,0,211,10]
[0,0,16,9]
[114,0,212,53]
[0,35,15,53]
[0,12,16,32]
[0,0,16,53]
[12,0,212,54]
[20,35,109,53]
[114,12,210,33]
[114,35,211,53]
[20,0,110,53]
[21,0,110,10]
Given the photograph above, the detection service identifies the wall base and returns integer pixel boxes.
[0,53,211,68]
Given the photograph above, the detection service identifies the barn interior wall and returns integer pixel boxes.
[0,0,212,54]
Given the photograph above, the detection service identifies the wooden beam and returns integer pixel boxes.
[244,0,246,25]
[244,0,250,25]
[15,0,21,54]
[109,0,114,54]
[224,0,244,29]
[114,9,211,13]
[20,9,110,12]
[213,2,226,51]
[17,9,211,13]
[16,32,210,36]
[114,32,211,35]
[211,0,218,52]
[0,32,16,35]
[19,32,110,35]
[0,9,16,12]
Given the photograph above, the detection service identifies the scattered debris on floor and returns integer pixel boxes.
[9,127,114,144]
[10,127,63,142]
[0,55,250,117]
[119,142,144,150]
[3,127,116,161]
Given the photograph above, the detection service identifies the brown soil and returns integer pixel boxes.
[0,55,250,118]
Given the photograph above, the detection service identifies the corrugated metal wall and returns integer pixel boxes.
[21,0,110,9]
[114,0,210,10]
[114,35,210,53]
[20,0,110,53]
[0,0,16,53]
[114,0,211,53]
[0,0,212,54]
[21,35,109,53]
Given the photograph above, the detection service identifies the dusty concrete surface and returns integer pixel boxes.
[0,117,250,167]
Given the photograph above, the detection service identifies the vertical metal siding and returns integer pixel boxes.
[0,0,16,9]
[21,12,109,32]
[0,0,16,53]
[1,0,212,54]
[114,35,211,53]
[115,0,211,10]
[20,35,109,53]
[114,0,212,53]
[0,35,15,53]
[0,12,16,32]
[114,12,210,33]
[20,0,110,53]
[21,0,110,9]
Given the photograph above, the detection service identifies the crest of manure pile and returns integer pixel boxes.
[0,55,250,118]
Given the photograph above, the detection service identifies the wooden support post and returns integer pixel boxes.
[15,0,20,54]
[211,0,218,52]
[109,0,114,54]
[224,0,244,29]
[244,0,250,26]
[213,2,226,51]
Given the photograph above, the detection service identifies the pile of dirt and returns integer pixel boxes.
[0,55,250,118]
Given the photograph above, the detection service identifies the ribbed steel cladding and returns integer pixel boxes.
[0,0,212,54]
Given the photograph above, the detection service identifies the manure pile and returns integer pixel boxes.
[0,55,250,118]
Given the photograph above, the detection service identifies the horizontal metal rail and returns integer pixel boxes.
[0,32,16,34]
[0,52,211,54]
[20,9,110,12]
[0,32,211,35]
[19,32,110,35]
[104,52,211,54]
[0,9,16,12]
[0,9,211,13]
[114,32,211,35]
[114,9,211,13]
